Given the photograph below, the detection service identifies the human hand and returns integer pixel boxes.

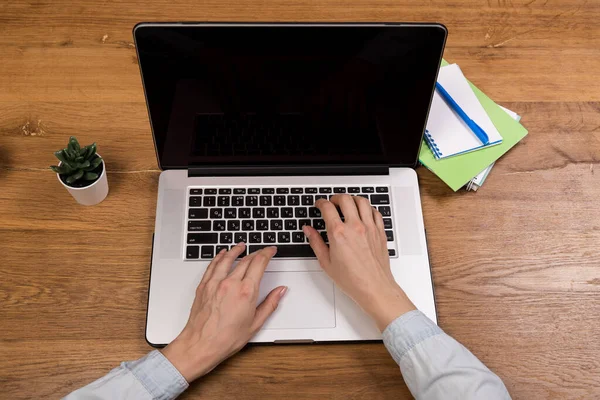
[161,243,286,382]
[303,195,415,331]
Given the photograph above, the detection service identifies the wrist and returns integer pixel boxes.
[161,334,217,383]
[366,285,416,332]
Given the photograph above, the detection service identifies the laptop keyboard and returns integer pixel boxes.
[185,186,397,260]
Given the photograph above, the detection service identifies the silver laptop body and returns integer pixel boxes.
[134,22,447,345]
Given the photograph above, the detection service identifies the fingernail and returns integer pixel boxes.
[238,242,246,247]
[279,286,288,298]
[303,226,310,237]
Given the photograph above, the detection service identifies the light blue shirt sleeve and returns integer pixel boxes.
[382,310,511,400]
[63,350,188,400]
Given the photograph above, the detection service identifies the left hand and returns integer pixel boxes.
[161,243,287,382]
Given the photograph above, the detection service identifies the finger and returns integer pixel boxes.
[251,286,287,332]
[329,194,360,222]
[373,208,387,246]
[200,248,227,284]
[315,199,343,228]
[244,246,277,283]
[211,242,247,281]
[354,196,375,226]
[303,225,330,268]
[228,251,257,280]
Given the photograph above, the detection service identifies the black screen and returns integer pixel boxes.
[134,24,446,169]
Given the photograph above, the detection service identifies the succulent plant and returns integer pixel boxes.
[50,136,103,185]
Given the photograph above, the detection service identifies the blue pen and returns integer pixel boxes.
[435,82,490,145]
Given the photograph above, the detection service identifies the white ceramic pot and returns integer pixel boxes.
[57,156,109,206]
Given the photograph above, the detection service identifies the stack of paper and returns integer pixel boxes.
[419,60,528,191]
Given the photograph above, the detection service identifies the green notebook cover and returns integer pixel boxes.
[419,61,528,191]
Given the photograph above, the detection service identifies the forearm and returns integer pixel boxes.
[383,310,511,400]
[63,350,188,400]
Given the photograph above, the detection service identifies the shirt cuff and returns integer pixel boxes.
[382,310,443,365]
[123,350,189,400]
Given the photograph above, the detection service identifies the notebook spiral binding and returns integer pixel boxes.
[424,130,443,159]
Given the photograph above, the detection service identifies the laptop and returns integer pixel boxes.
[134,22,447,346]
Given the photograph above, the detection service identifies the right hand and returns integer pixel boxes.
[303,195,416,331]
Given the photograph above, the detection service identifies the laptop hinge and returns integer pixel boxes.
[187,164,389,177]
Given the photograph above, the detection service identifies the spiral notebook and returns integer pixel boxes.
[425,64,503,159]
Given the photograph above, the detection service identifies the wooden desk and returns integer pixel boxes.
[1,1,598,398]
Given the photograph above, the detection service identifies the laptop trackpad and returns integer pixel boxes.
[258,271,336,329]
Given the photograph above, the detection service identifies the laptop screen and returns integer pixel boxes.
[135,24,446,169]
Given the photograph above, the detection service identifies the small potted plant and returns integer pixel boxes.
[50,136,109,205]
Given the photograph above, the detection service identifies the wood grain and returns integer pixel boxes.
[0,0,599,399]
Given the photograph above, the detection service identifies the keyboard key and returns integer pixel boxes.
[278,232,291,243]
[248,188,260,194]
[216,245,229,254]
[188,221,211,231]
[237,247,247,258]
[213,220,226,231]
[227,220,240,231]
[270,220,283,230]
[210,208,223,219]
[220,232,233,244]
[201,245,214,259]
[315,195,327,201]
[319,187,332,193]
[233,188,246,194]
[239,208,251,218]
[224,208,237,219]
[205,189,217,195]
[263,232,276,243]
[260,196,272,206]
[232,196,244,206]
[379,206,391,217]
[333,187,346,193]
[188,208,208,219]
[257,220,269,230]
[190,188,202,195]
[253,208,265,218]
[262,188,275,194]
[274,196,286,206]
[383,218,393,229]
[362,187,374,193]
[189,196,202,207]
[299,219,311,228]
[348,187,360,193]
[203,196,216,207]
[291,188,303,194]
[305,188,317,194]
[295,207,308,218]
[249,244,315,258]
[320,231,329,243]
[388,249,396,257]
[267,208,280,218]
[371,194,390,205]
[376,187,389,193]
[234,232,247,243]
[186,245,199,259]
[249,232,261,243]
[281,207,294,218]
[188,233,218,244]
[309,207,321,217]
[245,196,258,206]
[313,219,326,230]
[218,196,230,207]
[288,195,300,206]
[301,195,314,205]
[276,188,289,194]
[292,231,305,243]
[285,219,297,230]
[385,230,394,241]
[356,194,369,199]
[242,220,254,231]
[218,188,232,194]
